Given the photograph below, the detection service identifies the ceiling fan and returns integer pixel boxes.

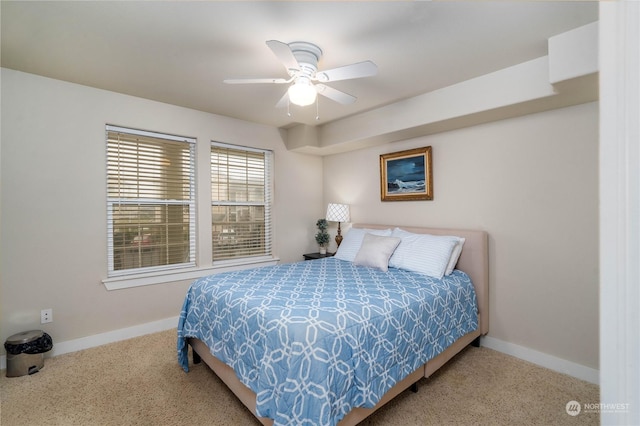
[224,40,378,108]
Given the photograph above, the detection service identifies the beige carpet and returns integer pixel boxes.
[0,329,599,425]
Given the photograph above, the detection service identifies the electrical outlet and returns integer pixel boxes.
[41,309,53,324]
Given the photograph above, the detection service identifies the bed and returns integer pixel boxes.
[177,224,489,426]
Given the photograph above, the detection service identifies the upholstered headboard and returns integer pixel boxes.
[352,224,489,335]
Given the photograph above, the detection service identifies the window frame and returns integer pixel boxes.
[105,125,197,278]
[102,129,279,291]
[211,141,274,264]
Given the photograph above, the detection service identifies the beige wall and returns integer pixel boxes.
[0,69,323,349]
[1,68,599,371]
[323,102,599,369]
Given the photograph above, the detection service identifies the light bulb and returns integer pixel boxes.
[288,78,317,107]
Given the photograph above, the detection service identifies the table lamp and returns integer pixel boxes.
[325,203,350,247]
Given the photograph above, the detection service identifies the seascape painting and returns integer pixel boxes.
[380,146,433,201]
[386,156,426,194]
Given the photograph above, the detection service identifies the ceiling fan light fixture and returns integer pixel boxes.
[224,40,378,110]
[288,78,317,106]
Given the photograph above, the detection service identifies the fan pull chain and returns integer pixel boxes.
[287,98,292,117]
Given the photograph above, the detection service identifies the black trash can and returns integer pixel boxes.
[4,330,53,377]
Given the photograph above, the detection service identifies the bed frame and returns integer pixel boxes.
[188,224,489,425]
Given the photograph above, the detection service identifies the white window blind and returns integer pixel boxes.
[106,125,196,276]
[211,142,273,261]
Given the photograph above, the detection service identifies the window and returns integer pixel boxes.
[106,125,195,276]
[211,143,273,261]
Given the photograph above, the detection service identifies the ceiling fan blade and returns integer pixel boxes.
[316,84,356,105]
[316,61,378,82]
[275,90,289,108]
[224,78,289,84]
[266,40,300,74]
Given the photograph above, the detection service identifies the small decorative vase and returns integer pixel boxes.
[319,247,327,255]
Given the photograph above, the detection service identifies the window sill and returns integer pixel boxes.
[102,256,280,290]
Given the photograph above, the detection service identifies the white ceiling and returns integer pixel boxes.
[1,1,598,129]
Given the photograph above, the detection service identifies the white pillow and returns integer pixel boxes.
[388,228,459,279]
[334,228,392,262]
[445,237,465,275]
[353,234,401,272]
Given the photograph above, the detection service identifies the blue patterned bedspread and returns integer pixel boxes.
[177,257,478,426]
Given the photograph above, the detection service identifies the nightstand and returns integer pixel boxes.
[303,252,334,261]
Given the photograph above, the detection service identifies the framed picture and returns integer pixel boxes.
[380,146,433,201]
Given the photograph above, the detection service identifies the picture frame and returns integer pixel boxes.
[380,146,433,201]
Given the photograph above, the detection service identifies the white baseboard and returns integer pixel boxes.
[481,336,599,385]
[1,316,179,371]
[1,319,599,387]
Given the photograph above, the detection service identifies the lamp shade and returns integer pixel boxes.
[288,77,317,106]
[326,203,350,223]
